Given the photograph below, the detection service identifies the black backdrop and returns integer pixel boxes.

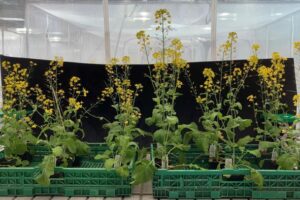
[0,55,297,145]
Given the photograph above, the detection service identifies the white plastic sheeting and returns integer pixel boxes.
[0,0,300,69]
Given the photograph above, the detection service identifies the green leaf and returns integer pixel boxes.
[52,146,63,157]
[237,136,253,147]
[238,118,252,131]
[63,119,75,128]
[234,102,242,110]
[131,160,155,185]
[116,166,129,177]
[35,155,56,185]
[249,169,264,188]
[64,138,77,154]
[166,116,179,126]
[248,149,261,158]
[145,117,155,126]
[277,154,298,170]
[13,142,27,155]
[104,158,115,169]
[259,141,276,150]
[94,150,111,160]
[193,134,209,153]
[20,160,29,166]
[153,129,168,144]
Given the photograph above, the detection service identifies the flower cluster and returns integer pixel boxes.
[102,57,143,125]
[196,96,206,104]
[154,9,171,32]
[136,30,151,52]
[293,94,300,107]
[44,56,64,84]
[247,95,256,103]
[220,32,238,57]
[294,42,300,52]
[202,68,215,92]
[2,61,31,110]
[68,97,82,111]
[257,52,286,98]
[245,44,260,71]
[68,76,87,111]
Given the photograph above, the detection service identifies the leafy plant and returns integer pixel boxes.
[95,56,153,184]
[136,9,195,169]
[0,61,38,166]
[185,33,264,186]
[34,57,89,185]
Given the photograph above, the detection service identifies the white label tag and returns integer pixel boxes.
[209,144,216,158]
[271,149,278,162]
[225,158,233,169]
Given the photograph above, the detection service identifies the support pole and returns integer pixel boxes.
[211,0,217,61]
[103,0,111,62]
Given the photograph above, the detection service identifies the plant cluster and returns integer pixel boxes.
[0,8,300,189]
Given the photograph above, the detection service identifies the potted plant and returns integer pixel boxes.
[0,60,38,166]
[95,56,154,185]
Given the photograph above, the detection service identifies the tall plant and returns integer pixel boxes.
[34,57,90,185]
[248,52,288,159]
[137,9,194,169]
[95,56,154,184]
[189,33,259,167]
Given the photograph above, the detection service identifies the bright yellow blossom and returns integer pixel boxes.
[247,95,255,102]
[68,97,83,111]
[176,80,183,88]
[294,42,300,51]
[293,94,300,106]
[196,96,206,104]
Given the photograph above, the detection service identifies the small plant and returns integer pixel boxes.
[0,61,38,166]
[95,56,154,184]
[34,57,89,185]
[137,9,197,169]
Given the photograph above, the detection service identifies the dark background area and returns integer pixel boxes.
[0,55,297,145]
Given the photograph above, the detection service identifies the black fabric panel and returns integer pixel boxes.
[0,55,297,145]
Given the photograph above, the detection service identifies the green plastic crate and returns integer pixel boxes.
[151,144,300,199]
[0,143,131,197]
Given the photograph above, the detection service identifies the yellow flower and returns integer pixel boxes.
[247,95,255,102]
[122,56,130,64]
[136,30,146,40]
[171,38,183,50]
[68,97,82,111]
[154,9,171,21]
[110,57,119,65]
[203,68,215,78]
[219,32,238,56]
[294,41,300,51]
[196,96,206,104]
[45,108,53,115]
[101,87,114,99]
[123,79,131,87]
[176,80,183,88]
[293,94,300,106]
[228,32,238,42]
[233,67,242,76]
[83,88,89,97]
[203,68,215,91]
[69,76,80,87]
[252,43,260,52]
[135,83,143,90]
[136,30,150,50]
[57,89,65,96]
